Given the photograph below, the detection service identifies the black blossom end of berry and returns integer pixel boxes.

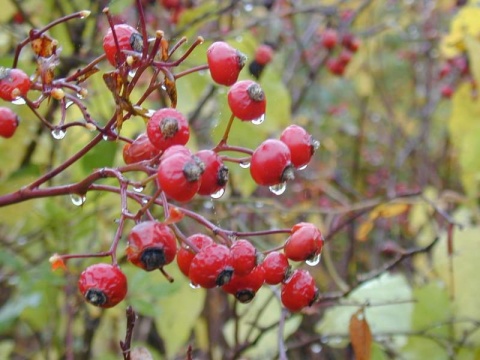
[160,117,180,139]
[141,247,167,271]
[236,289,256,303]
[236,50,248,70]
[85,288,107,307]
[217,165,229,186]
[216,267,234,287]
[247,83,265,102]
[309,288,320,307]
[280,164,295,183]
[130,33,144,53]
[183,156,205,182]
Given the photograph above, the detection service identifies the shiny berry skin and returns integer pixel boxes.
[321,28,338,50]
[78,263,128,308]
[207,41,247,86]
[0,67,31,101]
[147,108,190,151]
[195,150,229,196]
[157,151,205,202]
[284,222,324,262]
[103,24,143,67]
[227,80,266,121]
[122,133,159,164]
[281,269,318,312]
[341,33,360,53]
[126,221,177,271]
[261,251,290,285]
[230,239,257,276]
[189,243,233,288]
[0,107,19,138]
[280,125,316,169]
[254,44,274,66]
[222,266,265,303]
[177,233,214,277]
[160,144,191,159]
[250,139,295,186]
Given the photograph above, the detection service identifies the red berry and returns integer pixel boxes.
[177,233,214,277]
[160,144,191,159]
[147,108,190,151]
[103,24,143,67]
[126,221,177,271]
[207,41,247,86]
[338,49,353,66]
[341,33,360,53]
[261,251,290,285]
[326,58,346,76]
[0,107,19,138]
[122,133,159,164]
[160,0,181,9]
[280,125,316,169]
[195,150,229,196]
[230,239,257,276]
[157,151,205,202]
[189,243,233,288]
[441,85,454,99]
[250,139,294,186]
[284,222,323,262]
[321,28,338,50]
[438,63,452,79]
[78,263,128,308]
[254,44,274,66]
[0,67,31,101]
[227,80,266,121]
[281,269,318,312]
[222,266,265,303]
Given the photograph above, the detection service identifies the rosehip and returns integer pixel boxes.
[122,133,159,164]
[321,28,338,50]
[326,58,346,76]
[227,80,266,121]
[207,41,247,86]
[103,24,143,67]
[177,233,214,277]
[280,125,316,169]
[261,251,290,285]
[222,266,265,303]
[147,108,190,151]
[230,239,257,276]
[250,139,294,186]
[189,243,233,288]
[254,44,274,66]
[284,222,323,262]
[0,107,19,138]
[341,33,360,53]
[126,221,177,271]
[195,150,229,196]
[78,263,128,308]
[0,67,31,101]
[281,269,318,312]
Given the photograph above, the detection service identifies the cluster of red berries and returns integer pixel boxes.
[319,28,360,76]
[437,55,471,99]
[78,221,323,312]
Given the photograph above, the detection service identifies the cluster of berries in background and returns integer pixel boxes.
[320,28,360,76]
[437,54,472,99]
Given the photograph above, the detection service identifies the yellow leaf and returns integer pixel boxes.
[369,203,409,220]
[356,220,374,242]
[440,5,480,58]
[465,35,480,86]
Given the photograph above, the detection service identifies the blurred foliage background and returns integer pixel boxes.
[1,0,480,359]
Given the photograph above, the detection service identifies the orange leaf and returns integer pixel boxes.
[356,220,374,242]
[349,308,372,360]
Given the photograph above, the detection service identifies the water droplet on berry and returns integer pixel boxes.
[12,97,26,105]
[306,253,321,266]
[133,185,144,193]
[312,140,320,150]
[239,161,250,169]
[298,164,308,171]
[210,188,225,199]
[128,69,137,79]
[51,128,66,140]
[161,84,167,91]
[251,114,265,125]
[65,100,74,109]
[269,182,286,195]
[70,193,86,206]
[189,282,200,289]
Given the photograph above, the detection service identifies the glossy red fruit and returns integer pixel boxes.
[250,139,294,186]
[158,151,205,202]
[280,125,316,169]
[440,85,454,99]
[0,107,19,138]
[326,58,346,76]
[321,28,338,50]
[78,263,127,308]
[160,144,191,159]
[126,221,177,271]
[222,266,265,303]
[230,239,257,276]
[227,80,266,121]
[195,150,229,196]
[261,251,290,285]
[147,108,190,151]
[177,233,214,277]
[341,33,360,53]
[254,44,274,66]
[0,67,31,101]
[284,222,324,262]
[122,133,159,164]
[189,243,233,288]
[103,24,143,67]
[207,41,247,86]
[281,269,318,312]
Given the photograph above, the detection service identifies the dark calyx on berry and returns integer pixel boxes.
[141,248,167,271]
[183,156,205,182]
[235,289,256,303]
[217,165,229,186]
[85,288,107,306]
[247,83,265,102]
[236,51,248,69]
[129,33,144,53]
[160,117,180,138]
[281,164,295,182]
[215,267,234,286]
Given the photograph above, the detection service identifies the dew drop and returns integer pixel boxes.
[161,84,167,91]
[269,182,286,195]
[141,197,149,204]
[189,282,200,289]
[146,109,156,117]
[312,140,320,150]
[133,185,144,193]
[51,128,66,140]
[128,69,137,79]
[65,100,74,109]
[298,164,308,171]
[70,193,86,206]
[76,93,84,100]
[251,114,265,125]
[210,188,225,199]
[310,343,322,354]
[12,97,26,105]
[239,161,250,169]
[306,253,321,266]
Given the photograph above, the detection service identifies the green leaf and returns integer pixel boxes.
[0,293,42,333]
[80,139,117,173]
